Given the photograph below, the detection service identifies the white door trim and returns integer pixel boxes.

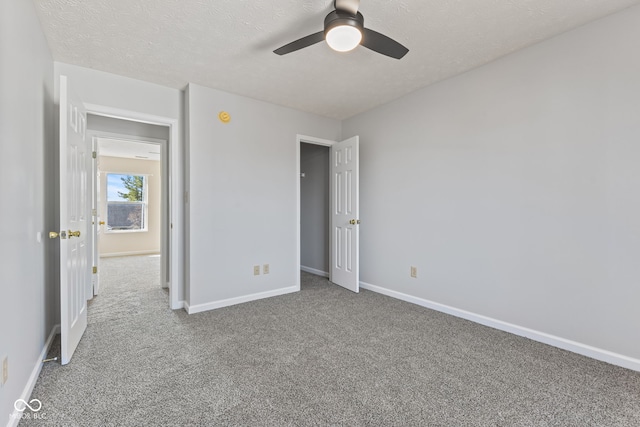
[89,135,99,299]
[89,131,167,145]
[295,134,337,290]
[84,103,183,310]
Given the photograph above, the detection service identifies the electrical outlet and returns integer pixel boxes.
[410,266,417,278]
[263,264,269,274]
[2,356,8,386]
[253,265,260,276]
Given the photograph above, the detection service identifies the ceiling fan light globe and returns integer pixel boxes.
[326,25,362,52]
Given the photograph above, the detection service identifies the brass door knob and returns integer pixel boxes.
[68,230,81,238]
[349,219,360,225]
[99,221,105,225]
[49,231,59,239]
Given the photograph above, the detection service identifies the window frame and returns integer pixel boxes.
[105,172,150,234]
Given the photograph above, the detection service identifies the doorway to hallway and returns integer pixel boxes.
[87,115,168,308]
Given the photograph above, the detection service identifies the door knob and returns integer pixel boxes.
[49,230,67,239]
[349,219,361,225]
[99,221,105,225]
[68,230,81,238]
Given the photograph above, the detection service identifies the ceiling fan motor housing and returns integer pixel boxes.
[273,2,408,59]
[324,10,365,35]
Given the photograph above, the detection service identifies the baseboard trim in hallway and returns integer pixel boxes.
[300,266,329,278]
[99,251,160,258]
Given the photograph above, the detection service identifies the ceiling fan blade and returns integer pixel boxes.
[274,31,325,55]
[361,28,409,59]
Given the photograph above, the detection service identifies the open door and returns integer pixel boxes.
[91,136,101,296]
[330,136,360,292]
[52,75,89,365]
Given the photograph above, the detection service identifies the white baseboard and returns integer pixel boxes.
[100,251,160,258]
[301,266,329,278]
[7,324,60,427]
[185,286,299,314]
[360,281,640,372]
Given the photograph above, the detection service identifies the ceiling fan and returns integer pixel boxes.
[273,0,409,59]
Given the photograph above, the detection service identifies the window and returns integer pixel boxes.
[106,173,147,232]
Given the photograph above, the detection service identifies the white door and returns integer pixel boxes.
[91,137,101,296]
[330,136,360,292]
[57,75,89,365]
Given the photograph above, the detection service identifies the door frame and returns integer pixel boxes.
[85,103,183,310]
[295,134,337,290]
[88,131,167,293]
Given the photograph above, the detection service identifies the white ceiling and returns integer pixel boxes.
[98,138,161,161]
[34,0,640,120]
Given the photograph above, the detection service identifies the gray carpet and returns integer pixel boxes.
[22,256,640,426]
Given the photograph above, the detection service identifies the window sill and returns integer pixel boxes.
[105,229,149,234]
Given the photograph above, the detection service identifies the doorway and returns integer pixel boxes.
[87,114,169,305]
[300,142,330,277]
[296,134,361,293]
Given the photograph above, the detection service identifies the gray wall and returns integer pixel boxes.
[186,84,341,308]
[0,0,55,423]
[342,5,640,361]
[300,143,330,274]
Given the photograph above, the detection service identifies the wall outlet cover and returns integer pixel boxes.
[253,265,260,276]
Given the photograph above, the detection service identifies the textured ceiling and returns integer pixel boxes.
[34,0,640,120]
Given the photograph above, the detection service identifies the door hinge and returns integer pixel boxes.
[93,266,98,274]
[184,191,189,204]
[92,209,97,216]
[92,151,97,159]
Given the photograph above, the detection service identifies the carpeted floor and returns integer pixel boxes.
[22,255,640,426]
